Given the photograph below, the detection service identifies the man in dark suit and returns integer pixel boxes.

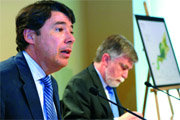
[0,1,75,119]
[62,34,143,119]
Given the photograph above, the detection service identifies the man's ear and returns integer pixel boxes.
[23,29,36,44]
[102,53,111,67]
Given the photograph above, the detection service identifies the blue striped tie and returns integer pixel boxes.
[41,76,58,120]
[106,86,119,118]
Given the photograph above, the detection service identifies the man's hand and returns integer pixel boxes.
[117,111,143,120]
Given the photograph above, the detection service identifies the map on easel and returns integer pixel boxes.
[135,15,180,87]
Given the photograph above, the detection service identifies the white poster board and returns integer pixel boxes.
[135,15,180,87]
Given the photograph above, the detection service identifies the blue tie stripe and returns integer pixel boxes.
[40,76,57,120]
[106,86,119,118]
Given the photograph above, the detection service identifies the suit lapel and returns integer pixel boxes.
[87,64,113,117]
[114,89,124,115]
[51,77,61,120]
[14,52,44,119]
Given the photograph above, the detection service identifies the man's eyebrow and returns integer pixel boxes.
[120,63,129,70]
[54,21,73,28]
[54,21,66,25]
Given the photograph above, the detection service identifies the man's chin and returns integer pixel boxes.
[109,82,121,88]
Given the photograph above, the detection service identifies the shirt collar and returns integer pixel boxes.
[23,51,47,81]
[94,65,108,89]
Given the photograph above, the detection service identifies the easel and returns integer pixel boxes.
[142,2,180,120]
[143,72,180,120]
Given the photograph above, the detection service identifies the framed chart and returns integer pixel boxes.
[135,15,180,88]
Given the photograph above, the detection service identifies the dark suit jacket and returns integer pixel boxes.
[62,64,124,119]
[0,52,61,120]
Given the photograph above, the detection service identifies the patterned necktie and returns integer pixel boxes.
[106,86,119,118]
[40,76,58,120]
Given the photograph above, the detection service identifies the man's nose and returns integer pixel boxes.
[122,70,129,79]
[65,32,75,44]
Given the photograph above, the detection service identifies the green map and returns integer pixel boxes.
[156,32,169,70]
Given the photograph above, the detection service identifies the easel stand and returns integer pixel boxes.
[141,2,180,120]
[142,71,180,120]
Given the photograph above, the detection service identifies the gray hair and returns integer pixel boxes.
[94,34,138,63]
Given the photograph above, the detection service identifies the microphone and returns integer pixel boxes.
[145,82,180,101]
[89,87,146,120]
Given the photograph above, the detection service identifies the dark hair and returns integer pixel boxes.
[16,0,75,52]
[94,34,138,63]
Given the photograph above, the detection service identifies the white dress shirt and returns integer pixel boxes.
[23,51,55,120]
[94,66,110,100]
[94,65,119,120]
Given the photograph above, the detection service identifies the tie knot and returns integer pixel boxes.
[106,86,113,94]
[40,75,52,87]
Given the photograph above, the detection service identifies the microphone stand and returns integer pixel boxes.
[90,88,146,120]
[145,82,180,101]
